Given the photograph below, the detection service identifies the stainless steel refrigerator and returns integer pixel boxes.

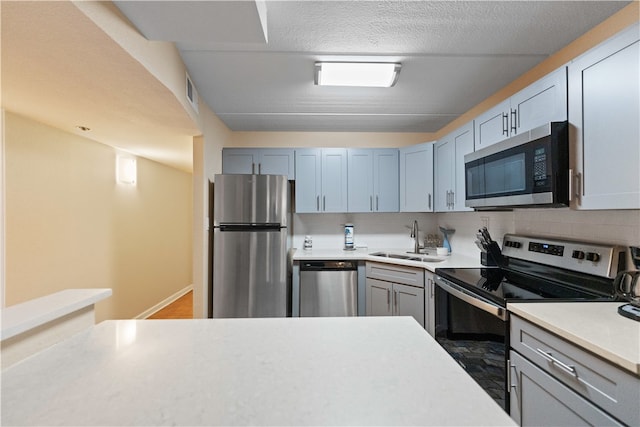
[212,174,291,318]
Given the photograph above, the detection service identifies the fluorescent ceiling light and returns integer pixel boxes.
[315,62,401,87]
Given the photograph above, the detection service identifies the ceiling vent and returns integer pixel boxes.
[186,72,199,114]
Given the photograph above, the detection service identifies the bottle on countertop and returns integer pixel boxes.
[344,223,355,251]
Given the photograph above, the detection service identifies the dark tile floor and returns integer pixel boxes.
[439,338,506,410]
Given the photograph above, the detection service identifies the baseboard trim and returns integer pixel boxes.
[135,285,193,319]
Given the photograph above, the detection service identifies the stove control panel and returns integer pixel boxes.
[502,234,626,279]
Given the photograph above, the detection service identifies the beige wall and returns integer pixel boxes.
[230,131,435,148]
[4,112,193,321]
[193,102,233,318]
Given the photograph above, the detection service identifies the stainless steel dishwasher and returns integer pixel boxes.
[299,260,358,317]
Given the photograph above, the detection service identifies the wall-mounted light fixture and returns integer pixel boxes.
[314,62,401,87]
[116,155,137,185]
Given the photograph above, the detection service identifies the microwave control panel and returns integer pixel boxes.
[533,147,548,186]
[502,234,625,279]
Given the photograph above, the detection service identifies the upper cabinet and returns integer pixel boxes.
[474,67,568,150]
[399,143,434,212]
[295,148,348,213]
[222,148,295,179]
[568,23,640,210]
[348,149,399,213]
[434,121,474,212]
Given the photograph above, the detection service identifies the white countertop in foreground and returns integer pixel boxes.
[508,302,640,375]
[292,247,482,272]
[1,317,514,426]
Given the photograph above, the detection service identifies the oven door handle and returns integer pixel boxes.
[435,276,507,320]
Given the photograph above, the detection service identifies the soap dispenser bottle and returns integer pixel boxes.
[439,227,455,254]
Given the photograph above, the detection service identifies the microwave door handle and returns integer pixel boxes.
[502,113,509,136]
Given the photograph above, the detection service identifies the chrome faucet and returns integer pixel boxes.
[410,220,420,253]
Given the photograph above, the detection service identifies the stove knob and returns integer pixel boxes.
[505,241,513,247]
[586,252,600,262]
[572,250,585,260]
[513,242,522,249]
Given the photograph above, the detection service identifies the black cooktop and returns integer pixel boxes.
[435,260,617,308]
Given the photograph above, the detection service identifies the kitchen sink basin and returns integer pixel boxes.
[369,252,445,263]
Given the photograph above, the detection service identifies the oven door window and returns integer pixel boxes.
[434,285,508,411]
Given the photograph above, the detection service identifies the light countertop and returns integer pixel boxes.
[508,302,640,376]
[0,288,112,340]
[1,317,515,426]
[292,247,482,272]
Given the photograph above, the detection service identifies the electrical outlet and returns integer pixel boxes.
[481,216,490,229]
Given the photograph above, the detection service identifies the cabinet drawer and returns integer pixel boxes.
[365,262,424,288]
[510,315,639,426]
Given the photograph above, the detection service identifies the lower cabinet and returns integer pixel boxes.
[365,262,424,328]
[424,271,436,337]
[509,351,622,426]
[509,315,639,426]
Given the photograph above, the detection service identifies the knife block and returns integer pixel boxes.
[480,251,499,266]
[481,241,504,266]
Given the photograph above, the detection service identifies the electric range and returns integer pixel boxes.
[433,233,627,412]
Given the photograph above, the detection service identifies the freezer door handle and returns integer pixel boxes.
[218,223,282,231]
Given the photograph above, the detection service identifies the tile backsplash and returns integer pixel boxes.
[514,208,640,246]
[293,209,640,257]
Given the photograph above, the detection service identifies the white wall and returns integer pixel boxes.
[293,213,437,251]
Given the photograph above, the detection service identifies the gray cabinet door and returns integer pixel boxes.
[373,149,399,212]
[474,99,510,150]
[509,351,623,427]
[259,149,295,179]
[511,67,567,134]
[393,283,425,328]
[347,149,374,212]
[321,148,348,212]
[424,271,436,337]
[295,148,322,212]
[366,278,393,317]
[569,24,640,210]
[399,142,434,212]
[453,122,474,211]
[222,148,294,179]
[434,137,454,212]
[222,149,257,174]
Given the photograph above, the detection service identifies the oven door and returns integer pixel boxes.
[434,275,509,411]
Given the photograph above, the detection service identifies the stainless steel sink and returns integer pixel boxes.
[369,252,445,263]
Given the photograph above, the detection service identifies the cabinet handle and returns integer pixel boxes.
[451,190,455,209]
[316,196,320,211]
[510,109,517,134]
[536,348,578,378]
[370,196,373,211]
[252,163,256,174]
[502,113,509,136]
[428,193,432,210]
[258,163,262,175]
[429,279,434,298]
[508,360,517,390]
[376,195,379,211]
[387,289,391,307]
[323,196,326,211]
[394,290,398,310]
[568,168,573,202]
[574,172,582,203]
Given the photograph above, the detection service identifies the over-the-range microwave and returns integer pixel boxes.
[464,121,569,210]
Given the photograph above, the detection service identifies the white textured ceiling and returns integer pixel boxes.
[116,0,630,132]
[1,1,632,173]
[1,1,200,172]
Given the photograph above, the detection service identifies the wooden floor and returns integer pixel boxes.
[148,291,193,319]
